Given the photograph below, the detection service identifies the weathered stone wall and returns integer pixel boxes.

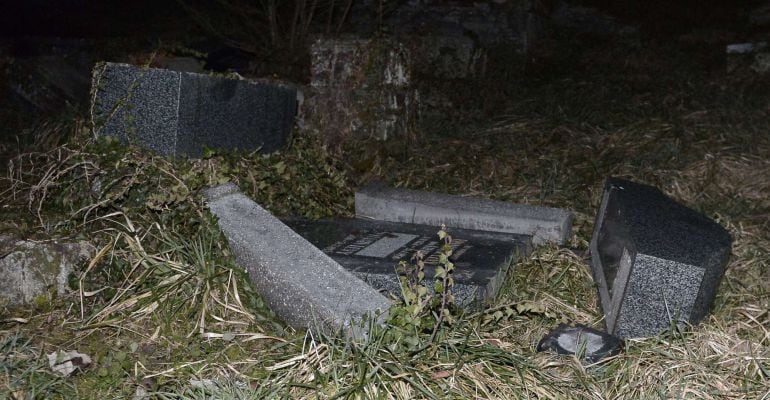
[305,37,419,142]
[304,1,547,142]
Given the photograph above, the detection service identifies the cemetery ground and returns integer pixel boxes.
[1,34,769,399]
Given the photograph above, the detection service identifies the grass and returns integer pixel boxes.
[0,32,769,398]
[0,333,71,398]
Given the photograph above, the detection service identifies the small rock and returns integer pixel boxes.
[726,42,768,55]
[0,235,93,306]
[537,324,623,362]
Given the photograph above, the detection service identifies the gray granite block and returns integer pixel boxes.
[282,218,531,308]
[355,182,573,245]
[91,62,296,157]
[590,178,732,338]
[203,183,391,336]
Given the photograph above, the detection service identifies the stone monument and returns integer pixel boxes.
[590,178,732,338]
[91,62,297,157]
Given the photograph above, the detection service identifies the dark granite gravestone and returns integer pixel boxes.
[590,178,732,338]
[90,62,297,157]
[282,218,531,307]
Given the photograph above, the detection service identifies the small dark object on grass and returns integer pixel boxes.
[537,324,623,362]
[47,350,92,377]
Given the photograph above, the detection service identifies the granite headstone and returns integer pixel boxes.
[91,62,297,157]
[203,184,390,336]
[283,218,531,307]
[589,178,732,338]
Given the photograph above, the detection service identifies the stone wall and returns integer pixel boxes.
[305,37,419,142]
[303,1,546,142]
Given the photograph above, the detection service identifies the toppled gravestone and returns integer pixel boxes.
[282,218,531,307]
[0,235,92,306]
[203,183,390,336]
[356,182,573,246]
[550,2,638,36]
[590,178,732,338]
[91,62,297,157]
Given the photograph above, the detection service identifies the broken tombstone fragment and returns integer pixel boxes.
[537,324,623,362]
[355,182,573,246]
[590,178,732,339]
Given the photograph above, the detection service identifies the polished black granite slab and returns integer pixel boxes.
[282,218,531,307]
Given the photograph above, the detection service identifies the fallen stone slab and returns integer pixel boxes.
[590,178,732,338]
[355,182,573,245]
[0,235,93,306]
[282,218,531,307]
[91,62,297,157]
[203,183,391,335]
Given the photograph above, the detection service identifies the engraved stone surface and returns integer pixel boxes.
[590,177,733,338]
[203,183,390,336]
[355,182,573,245]
[282,218,531,307]
[91,62,296,157]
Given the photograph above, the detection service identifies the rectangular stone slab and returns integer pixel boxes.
[590,177,732,338]
[91,62,296,157]
[282,218,531,307]
[203,183,390,335]
[355,182,573,245]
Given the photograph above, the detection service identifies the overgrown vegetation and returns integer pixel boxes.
[1,30,769,399]
[384,227,458,353]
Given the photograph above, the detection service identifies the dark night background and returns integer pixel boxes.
[0,0,766,147]
[0,0,759,37]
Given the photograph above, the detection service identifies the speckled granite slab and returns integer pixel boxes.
[356,182,573,246]
[91,62,296,157]
[590,178,732,338]
[204,183,390,337]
